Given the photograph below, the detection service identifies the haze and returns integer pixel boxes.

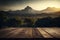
[0,0,60,11]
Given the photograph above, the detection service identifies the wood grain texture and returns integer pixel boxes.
[0,27,60,38]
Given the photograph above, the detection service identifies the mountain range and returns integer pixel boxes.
[0,6,60,18]
[7,6,60,14]
[21,6,60,13]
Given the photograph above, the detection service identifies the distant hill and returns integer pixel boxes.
[40,7,60,13]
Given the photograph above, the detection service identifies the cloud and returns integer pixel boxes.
[0,0,43,6]
[0,0,60,10]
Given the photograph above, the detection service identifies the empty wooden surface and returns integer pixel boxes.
[0,27,60,38]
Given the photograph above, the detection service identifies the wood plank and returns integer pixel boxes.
[32,28,43,38]
[42,28,60,38]
[37,28,53,38]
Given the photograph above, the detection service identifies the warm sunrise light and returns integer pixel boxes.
[0,0,60,11]
[28,1,60,10]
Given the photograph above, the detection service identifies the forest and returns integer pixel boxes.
[0,11,60,28]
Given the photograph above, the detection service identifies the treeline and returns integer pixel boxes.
[0,11,60,28]
[35,17,60,27]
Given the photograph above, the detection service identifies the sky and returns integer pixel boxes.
[0,0,60,11]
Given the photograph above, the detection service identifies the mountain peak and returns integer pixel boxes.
[24,6,33,11]
[25,6,32,9]
[21,6,38,14]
